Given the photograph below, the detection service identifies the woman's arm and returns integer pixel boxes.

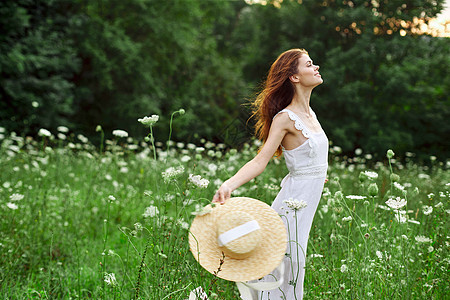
[212,114,290,204]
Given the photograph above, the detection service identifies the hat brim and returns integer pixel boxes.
[189,197,287,282]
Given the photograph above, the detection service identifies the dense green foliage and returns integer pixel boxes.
[0,129,448,298]
[0,0,449,159]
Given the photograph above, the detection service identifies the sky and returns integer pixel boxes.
[437,0,450,21]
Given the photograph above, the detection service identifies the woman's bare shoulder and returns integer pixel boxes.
[272,111,293,130]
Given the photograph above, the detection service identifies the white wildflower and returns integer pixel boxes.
[394,211,407,223]
[77,134,89,143]
[108,195,116,202]
[158,252,168,259]
[104,273,117,286]
[355,148,363,155]
[311,254,324,258]
[181,155,191,162]
[283,198,307,211]
[188,174,209,189]
[385,197,407,209]
[415,235,432,243]
[10,193,24,201]
[112,130,128,138]
[394,182,405,191]
[363,171,378,179]
[422,205,433,215]
[138,115,159,126]
[376,250,383,259]
[346,195,367,200]
[434,202,443,208]
[143,205,159,218]
[192,205,213,216]
[6,202,18,210]
[134,222,143,231]
[162,166,184,182]
[57,126,69,133]
[428,246,434,253]
[340,264,348,273]
[57,133,66,140]
[342,216,352,222]
[38,128,51,137]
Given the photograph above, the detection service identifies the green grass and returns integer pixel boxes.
[0,126,448,299]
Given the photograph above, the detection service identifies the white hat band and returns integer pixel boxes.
[218,220,260,246]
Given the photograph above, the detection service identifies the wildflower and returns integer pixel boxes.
[112,130,128,138]
[10,193,24,201]
[368,183,378,196]
[340,264,348,273]
[415,235,432,243]
[390,173,400,182]
[104,273,117,286]
[385,197,407,209]
[428,246,434,253]
[394,211,407,223]
[158,252,168,259]
[283,198,308,211]
[143,205,159,218]
[134,222,143,231]
[96,125,102,132]
[345,195,367,200]
[162,166,184,182]
[422,205,433,215]
[435,202,443,209]
[355,148,362,155]
[57,126,69,133]
[192,205,213,216]
[38,128,51,137]
[77,134,89,143]
[376,251,383,259]
[342,216,352,222]
[188,174,209,189]
[108,249,116,256]
[363,171,378,180]
[401,235,408,240]
[408,219,420,225]
[311,254,324,258]
[394,182,405,191]
[138,115,159,126]
[108,195,116,202]
[386,149,395,158]
[6,202,18,210]
[178,108,185,115]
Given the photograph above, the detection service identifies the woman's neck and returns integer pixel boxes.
[289,87,313,116]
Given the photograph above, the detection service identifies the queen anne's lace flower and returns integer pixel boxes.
[422,205,433,215]
[112,130,128,138]
[138,115,159,126]
[283,198,307,211]
[38,128,51,137]
[10,193,24,201]
[415,235,432,243]
[104,273,117,286]
[162,166,184,182]
[342,216,352,222]
[6,202,18,210]
[385,197,407,209]
[363,171,379,179]
[188,174,209,189]
[346,195,367,200]
[143,205,159,218]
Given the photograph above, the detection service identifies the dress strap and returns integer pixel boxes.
[278,108,313,139]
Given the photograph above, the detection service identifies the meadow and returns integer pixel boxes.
[0,116,448,299]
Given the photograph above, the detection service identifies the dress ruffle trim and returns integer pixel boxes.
[282,109,317,159]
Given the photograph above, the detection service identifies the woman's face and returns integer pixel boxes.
[292,55,323,88]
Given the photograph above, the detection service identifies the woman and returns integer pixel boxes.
[212,48,328,299]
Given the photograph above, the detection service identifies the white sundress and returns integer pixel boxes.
[258,108,329,300]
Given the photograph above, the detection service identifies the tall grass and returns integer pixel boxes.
[0,121,448,299]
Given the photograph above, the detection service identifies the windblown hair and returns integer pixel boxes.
[251,48,308,156]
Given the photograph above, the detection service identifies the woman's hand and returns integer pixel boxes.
[212,182,232,205]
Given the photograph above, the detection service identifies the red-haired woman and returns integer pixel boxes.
[213,49,328,299]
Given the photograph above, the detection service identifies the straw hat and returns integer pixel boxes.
[189,197,287,282]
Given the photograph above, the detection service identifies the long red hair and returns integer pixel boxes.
[251,48,308,156]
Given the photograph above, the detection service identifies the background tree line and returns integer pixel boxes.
[1,0,449,160]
